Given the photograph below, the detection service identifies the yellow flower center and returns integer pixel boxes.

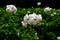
[34,18,37,20]
[26,18,29,20]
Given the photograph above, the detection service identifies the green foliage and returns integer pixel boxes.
[0,8,60,40]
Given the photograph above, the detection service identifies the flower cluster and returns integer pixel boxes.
[44,7,52,12]
[22,13,42,27]
[6,5,17,13]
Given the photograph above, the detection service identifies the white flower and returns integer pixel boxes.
[31,20,38,25]
[22,13,42,26]
[6,8,13,13]
[24,14,29,22]
[21,21,27,27]
[27,18,35,25]
[26,13,37,25]
[57,36,60,40]
[37,15,42,21]
[37,2,41,6]
[29,13,36,18]
[44,7,52,12]
[6,5,17,13]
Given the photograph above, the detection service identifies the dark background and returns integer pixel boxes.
[0,0,60,9]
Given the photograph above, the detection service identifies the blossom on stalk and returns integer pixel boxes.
[44,7,52,12]
[37,2,41,6]
[6,5,17,13]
